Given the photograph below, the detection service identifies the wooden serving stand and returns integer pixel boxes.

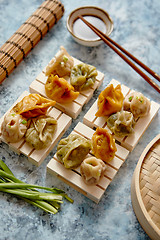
[0,91,72,166]
[47,79,159,203]
[131,134,160,240]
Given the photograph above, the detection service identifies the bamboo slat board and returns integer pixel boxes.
[0,0,64,83]
[131,134,160,240]
[0,91,72,166]
[29,53,104,119]
[47,122,130,203]
[83,79,160,151]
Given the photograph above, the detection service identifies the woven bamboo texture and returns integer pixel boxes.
[131,134,160,240]
[0,0,64,83]
[0,91,72,166]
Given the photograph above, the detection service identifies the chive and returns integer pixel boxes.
[63,55,68,63]
[0,160,14,176]
[129,96,133,102]
[21,120,27,125]
[0,159,73,214]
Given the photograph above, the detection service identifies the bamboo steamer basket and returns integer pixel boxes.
[131,134,160,240]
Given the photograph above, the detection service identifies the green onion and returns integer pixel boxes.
[0,160,73,214]
[21,120,27,125]
[63,55,68,63]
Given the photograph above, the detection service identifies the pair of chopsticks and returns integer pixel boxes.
[79,15,160,94]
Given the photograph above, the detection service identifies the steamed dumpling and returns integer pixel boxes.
[1,111,28,143]
[13,94,56,118]
[25,115,57,149]
[123,91,151,118]
[45,74,79,103]
[45,46,74,77]
[80,157,106,185]
[70,63,98,91]
[95,84,124,117]
[107,111,135,137]
[57,134,91,169]
[91,127,117,163]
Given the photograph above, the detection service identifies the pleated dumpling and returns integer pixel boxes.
[1,111,28,143]
[91,127,117,163]
[80,157,106,185]
[107,111,135,137]
[123,91,151,118]
[95,84,124,117]
[45,46,74,77]
[70,63,98,91]
[45,75,79,103]
[57,133,91,169]
[25,115,57,149]
[13,94,56,118]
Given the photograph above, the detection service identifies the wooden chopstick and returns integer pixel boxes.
[79,15,160,93]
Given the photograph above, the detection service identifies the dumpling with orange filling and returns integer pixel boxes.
[45,74,79,103]
[91,127,117,163]
[95,84,124,117]
[13,94,56,118]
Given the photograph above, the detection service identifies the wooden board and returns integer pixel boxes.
[83,79,160,151]
[47,122,130,203]
[29,56,104,119]
[0,91,72,166]
[131,134,160,240]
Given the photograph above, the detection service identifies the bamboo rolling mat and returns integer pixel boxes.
[0,0,64,84]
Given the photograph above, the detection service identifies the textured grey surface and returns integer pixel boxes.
[0,0,160,239]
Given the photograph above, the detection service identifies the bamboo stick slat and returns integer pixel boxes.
[0,0,64,83]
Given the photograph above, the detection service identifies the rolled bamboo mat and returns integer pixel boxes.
[0,0,64,84]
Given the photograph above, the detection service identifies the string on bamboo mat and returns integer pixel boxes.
[0,0,64,84]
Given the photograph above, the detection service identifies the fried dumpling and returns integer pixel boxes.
[95,84,124,117]
[45,74,79,103]
[91,127,117,163]
[107,111,135,137]
[80,157,106,185]
[1,111,28,143]
[70,63,98,91]
[45,46,74,77]
[57,133,91,169]
[13,94,56,118]
[123,91,151,119]
[25,115,57,150]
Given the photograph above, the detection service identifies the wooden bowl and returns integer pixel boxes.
[131,134,160,240]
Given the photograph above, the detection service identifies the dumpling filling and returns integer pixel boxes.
[107,111,135,137]
[70,63,97,91]
[57,134,91,169]
[25,115,57,149]
[80,157,106,185]
[123,91,151,119]
[1,111,28,143]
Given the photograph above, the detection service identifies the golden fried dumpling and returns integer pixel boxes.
[91,127,117,163]
[80,157,106,185]
[13,94,56,118]
[1,111,28,143]
[95,84,124,117]
[123,91,151,119]
[45,75,79,103]
[57,133,91,169]
[107,111,135,137]
[45,46,74,77]
[25,115,57,149]
[70,63,98,91]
